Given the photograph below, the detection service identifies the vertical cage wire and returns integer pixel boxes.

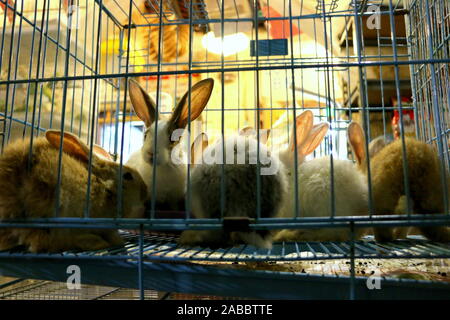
[0,0,446,227]
[0,0,447,226]
[0,0,450,301]
[407,0,450,213]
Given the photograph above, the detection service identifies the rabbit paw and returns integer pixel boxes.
[0,230,18,251]
[178,230,230,248]
[274,229,353,242]
[73,233,113,251]
[420,226,450,242]
[230,231,273,249]
[274,229,322,242]
[394,227,410,239]
[100,230,125,247]
[374,227,395,242]
[24,230,115,252]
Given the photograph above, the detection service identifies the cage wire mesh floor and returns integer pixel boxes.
[0,277,240,300]
[3,231,450,262]
[0,277,162,300]
[1,232,450,299]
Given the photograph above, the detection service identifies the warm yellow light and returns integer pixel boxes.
[100,38,145,72]
[201,32,250,57]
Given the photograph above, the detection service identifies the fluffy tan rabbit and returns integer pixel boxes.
[0,130,147,253]
[348,122,450,242]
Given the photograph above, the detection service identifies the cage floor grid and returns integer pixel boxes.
[1,233,450,299]
[0,278,240,300]
[1,232,450,262]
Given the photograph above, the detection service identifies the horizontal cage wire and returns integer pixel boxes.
[0,0,449,299]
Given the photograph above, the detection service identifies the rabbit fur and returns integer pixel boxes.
[126,78,214,211]
[0,131,147,252]
[274,111,369,242]
[348,122,450,242]
[179,132,288,249]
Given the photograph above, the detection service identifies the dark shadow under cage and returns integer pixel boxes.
[0,0,449,299]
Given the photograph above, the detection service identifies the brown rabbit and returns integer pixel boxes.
[348,122,450,242]
[0,130,147,253]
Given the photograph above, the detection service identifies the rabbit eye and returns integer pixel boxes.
[106,189,114,199]
[123,172,134,181]
[169,139,179,147]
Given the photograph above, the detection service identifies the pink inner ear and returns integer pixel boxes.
[93,145,113,161]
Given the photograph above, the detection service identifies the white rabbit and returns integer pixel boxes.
[178,130,288,249]
[274,111,369,242]
[126,78,214,210]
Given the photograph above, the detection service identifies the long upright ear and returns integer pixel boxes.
[169,78,214,131]
[259,129,270,144]
[239,126,270,144]
[368,136,388,159]
[347,122,366,166]
[92,145,114,161]
[191,133,208,165]
[239,126,255,136]
[289,110,314,152]
[45,130,90,163]
[297,123,329,158]
[128,79,157,127]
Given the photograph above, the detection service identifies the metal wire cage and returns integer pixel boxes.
[0,0,449,300]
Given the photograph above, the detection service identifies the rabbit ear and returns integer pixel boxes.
[368,136,388,159]
[239,126,255,136]
[239,127,270,144]
[347,122,366,166]
[169,78,214,132]
[289,110,314,152]
[259,129,270,144]
[128,79,157,127]
[45,130,90,163]
[191,132,208,165]
[92,145,113,161]
[297,123,329,157]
